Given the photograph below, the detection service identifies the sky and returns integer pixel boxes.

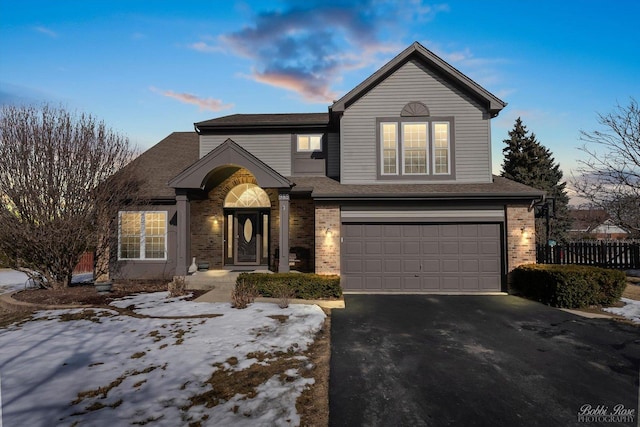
[1,0,639,191]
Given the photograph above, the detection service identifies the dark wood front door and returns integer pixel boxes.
[235,212,259,264]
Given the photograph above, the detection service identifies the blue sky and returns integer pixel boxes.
[1,0,639,186]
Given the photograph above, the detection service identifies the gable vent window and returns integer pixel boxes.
[297,135,322,152]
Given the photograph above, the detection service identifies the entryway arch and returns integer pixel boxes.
[224,183,271,266]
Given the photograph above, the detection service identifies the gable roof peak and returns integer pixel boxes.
[331,41,506,117]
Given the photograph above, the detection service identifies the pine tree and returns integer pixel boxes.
[501,117,571,243]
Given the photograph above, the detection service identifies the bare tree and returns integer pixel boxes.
[0,104,142,288]
[572,98,640,237]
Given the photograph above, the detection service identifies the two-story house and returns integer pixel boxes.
[113,42,543,293]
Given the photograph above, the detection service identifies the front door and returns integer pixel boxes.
[224,210,269,266]
[235,212,259,264]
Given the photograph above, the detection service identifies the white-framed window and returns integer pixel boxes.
[402,122,428,174]
[118,211,167,260]
[432,122,450,174]
[381,122,398,175]
[297,135,322,152]
[379,118,453,177]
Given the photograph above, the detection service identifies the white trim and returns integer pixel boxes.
[432,121,451,175]
[118,211,168,261]
[296,134,322,152]
[402,122,428,175]
[380,122,399,175]
[341,209,505,220]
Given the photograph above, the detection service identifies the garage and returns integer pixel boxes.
[341,221,503,293]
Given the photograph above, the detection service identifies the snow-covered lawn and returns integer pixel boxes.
[0,269,94,294]
[0,292,325,426]
[604,297,640,324]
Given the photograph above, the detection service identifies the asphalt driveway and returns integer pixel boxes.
[330,295,639,426]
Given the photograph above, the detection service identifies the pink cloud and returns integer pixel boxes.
[150,87,233,111]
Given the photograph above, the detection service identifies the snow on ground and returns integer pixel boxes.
[0,292,325,426]
[0,269,28,294]
[604,297,640,324]
[0,269,93,294]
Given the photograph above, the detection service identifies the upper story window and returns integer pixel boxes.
[297,135,322,152]
[378,114,454,179]
[118,211,167,260]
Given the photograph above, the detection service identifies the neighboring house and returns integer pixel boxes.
[568,209,629,240]
[113,42,544,293]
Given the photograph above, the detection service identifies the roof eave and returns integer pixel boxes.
[311,192,545,201]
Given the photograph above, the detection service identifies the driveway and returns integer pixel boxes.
[330,295,639,426]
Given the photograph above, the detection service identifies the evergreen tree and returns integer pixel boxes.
[501,117,571,243]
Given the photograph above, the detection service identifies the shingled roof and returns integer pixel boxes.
[128,132,199,199]
[195,113,329,131]
[290,175,544,201]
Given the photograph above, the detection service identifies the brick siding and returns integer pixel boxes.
[315,203,340,275]
[506,204,536,272]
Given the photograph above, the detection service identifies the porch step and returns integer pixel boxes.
[185,270,271,291]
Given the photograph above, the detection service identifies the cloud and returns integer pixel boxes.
[33,26,57,38]
[189,41,224,53]
[195,0,449,103]
[150,87,234,111]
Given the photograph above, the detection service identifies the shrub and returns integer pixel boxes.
[236,273,342,300]
[167,276,187,298]
[511,264,626,308]
[231,279,257,309]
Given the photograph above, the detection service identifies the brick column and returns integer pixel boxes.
[506,205,536,272]
[315,203,340,275]
[278,192,290,273]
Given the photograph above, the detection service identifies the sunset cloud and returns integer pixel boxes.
[196,0,450,103]
[150,87,233,111]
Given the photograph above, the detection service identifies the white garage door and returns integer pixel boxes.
[341,223,502,293]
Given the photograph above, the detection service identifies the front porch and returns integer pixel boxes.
[169,139,315,277]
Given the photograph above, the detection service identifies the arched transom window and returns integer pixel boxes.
[224,183,271,208]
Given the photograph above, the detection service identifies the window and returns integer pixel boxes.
[433,122,450,174]
[402,123,428,174]
[381,123,398,174]
[118,211,167,260]
[378,118,453,178]
[297,135,322,152]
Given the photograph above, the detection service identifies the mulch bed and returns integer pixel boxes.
[12,281,207,306]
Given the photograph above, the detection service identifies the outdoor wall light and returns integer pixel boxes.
[325,227,332,235]
[520,225,527,234]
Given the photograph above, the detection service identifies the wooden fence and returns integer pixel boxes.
[73,252,94,274]
[537,241,640,269]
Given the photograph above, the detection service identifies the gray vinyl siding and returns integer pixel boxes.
[200,134,292,177]
[340,59,492,184]
[327,132,340,178]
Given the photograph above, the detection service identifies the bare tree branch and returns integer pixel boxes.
[0,104,144,288]
[572,98,640,236]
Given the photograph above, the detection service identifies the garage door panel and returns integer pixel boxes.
[365,241,382,255]
[384,225,402,237]
[461,241,479,255]
[461,277,479,290]
[342,223,502,293]
[461,259,479,272]
[364,259,382,273]
[441,242,460,254]
[364,224,382,237]
[383,276,402,290]
[384,241,402,255]
[404,241,421,255]
[344,241,363,256]
[404,259,421,273]
[384,259,402,272]
[403,276,421,290]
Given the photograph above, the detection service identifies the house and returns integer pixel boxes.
[113,42,544,293]
[568,209,629,240]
